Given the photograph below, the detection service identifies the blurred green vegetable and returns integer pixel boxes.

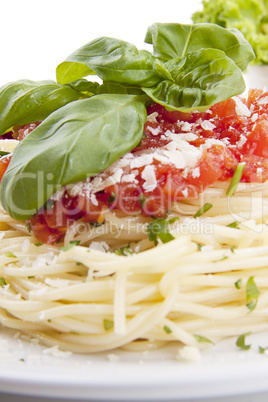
[192,0,268,64]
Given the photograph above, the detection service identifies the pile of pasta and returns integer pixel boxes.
[0,179,268,356]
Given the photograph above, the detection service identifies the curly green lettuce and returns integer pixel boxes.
[192,0,268,64]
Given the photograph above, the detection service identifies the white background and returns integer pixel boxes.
[0,0,201,87]
[0,1,268,401]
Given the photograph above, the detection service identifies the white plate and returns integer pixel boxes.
[1,326,268,400]
[1,1,268,401]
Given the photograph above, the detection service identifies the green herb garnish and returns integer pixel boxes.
[0,151,10,157]
[163,325,172,334]
[194,334,214,344]
[236,332,251,350]
[103,319,114,331]
[147,218,175,246]
[107,192,117,204]
[59,240,80,252]
[5,251,17,258]
[246,276,261,311]
[235,279,242,289]
[227,221,240,229]
[139,193,146,209]
[226,162,246,197]
[0,277,7,287]
[194,203,213,218]
[114,244,133,256]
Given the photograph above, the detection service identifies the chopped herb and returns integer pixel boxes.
[28,276,35,279]
[168,217,180,224]
[230,246,235,253]
[5,251,17,258]
[114,245,133,256]
[139,193,146,208]
[0,151,10,157]
[194,203,213,218]
[34,242,42,247]
[236,332,251,350]
[90,221,105,227]
[0,277,6,287]
[59,240,80,252]
[235,279,242,289]
[103,319,114,331]
[246,276,261,311]
[43,199,55,211]
[226,162,246,197]
[197,243,202,251]
[227,221,240,229]
[163,325,172,334]
[212,255,229,263]
[259,346,268,354]
[25,221,31,233]
[194,334,214,344]
[107,191,117,204]
[147,218,175,246]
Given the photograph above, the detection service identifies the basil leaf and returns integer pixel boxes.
[0,80,82,135]
[143,48,246,112]
[145,23,255,71]
[97,81,144,95]
[67,79,100,96]
[56,37,163,87]
[0,94,147,220]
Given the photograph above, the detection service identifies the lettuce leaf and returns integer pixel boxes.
[192,0,268,64]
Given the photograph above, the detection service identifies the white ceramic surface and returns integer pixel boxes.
[1,327,268,400]
[1,1,268,401]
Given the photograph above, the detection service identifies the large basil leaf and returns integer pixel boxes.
[56,37,165,87]
[0,80,82,135]
[142,48,246,112]
[0,94,147,220]
[144,23,255,71]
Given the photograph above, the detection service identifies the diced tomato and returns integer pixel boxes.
[210,98,237,118]
[242,119,268,158]
[0,155,12,182]
[28,213,65,245]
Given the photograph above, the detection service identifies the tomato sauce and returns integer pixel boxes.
[1,90,268,244]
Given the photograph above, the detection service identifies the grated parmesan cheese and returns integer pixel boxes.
[233,96,251,117]
[141,165,157,192]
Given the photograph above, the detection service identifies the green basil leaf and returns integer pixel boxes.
[0,80,82,135]
[67,79,101,97]
[56,37,163,87]
[145,23,255,70]
[142,48,246,112]
[0,94,147,220]
[97,81,144,95]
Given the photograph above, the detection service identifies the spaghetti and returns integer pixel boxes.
[0,90,268,357]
